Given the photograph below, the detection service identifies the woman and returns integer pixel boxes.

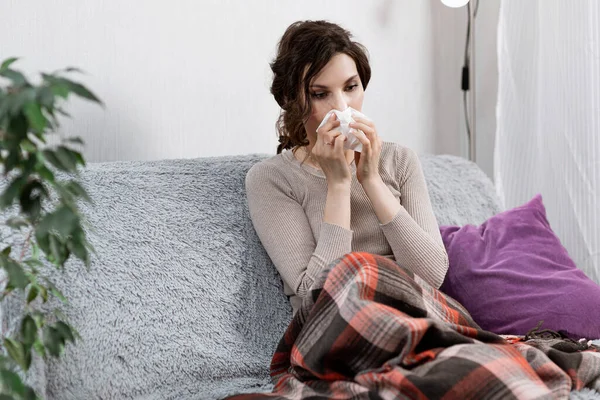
[246,20,448,316]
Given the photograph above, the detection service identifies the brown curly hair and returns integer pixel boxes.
[270,20,372,154]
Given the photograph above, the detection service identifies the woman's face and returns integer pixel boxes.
[303,53,365,140]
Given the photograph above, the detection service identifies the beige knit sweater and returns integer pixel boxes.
[245,141,449,315]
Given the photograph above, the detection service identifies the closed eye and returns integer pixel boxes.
[311,84,359,100]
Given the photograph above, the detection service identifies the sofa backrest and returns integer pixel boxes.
[1,153,501,399]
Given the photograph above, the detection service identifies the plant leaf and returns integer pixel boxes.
[23,386,37,400]
[43,326,64,357]
[24,348,32,370]
[0,97,10,120]
[41,149,68,172]
[23,259,43,269]
[55,147,78,172]
[50,287,66,304]
[55,321,75,344]
[7,112,28,139]
[39,286,48,303]
[65,181,92,203]
[67,237,89,266]
[41,74,102,105]
[21,315,38,345]
[64,137,84,145]
[0,69,27,86]
[0,368,25,395]
[36,164,55,184]
[55,107,71,118]
[0,57,19,70]
[52,308,67,321]
[31,241,40,260]
[49,83,69,99]
[36,85,54,108]
[30,312,44,329]
[71,149,85,168]
[34,229,50,259]
[19,179,48,219]
[20,138,38,153]
[61,78,102,105]
[3,338,27,370]
[49,235,64,266]
[0,175,26,209]
[50,206,79,238]
[8,88,36,115]
[63,67,85,74]
[23,102,47,133]
[26,286,39,304]
[33,339,45,358]
[2,260,29,290]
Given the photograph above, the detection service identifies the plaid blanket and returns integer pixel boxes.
[226,252,600,399]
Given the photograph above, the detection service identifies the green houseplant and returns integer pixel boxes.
[0,57,102,399]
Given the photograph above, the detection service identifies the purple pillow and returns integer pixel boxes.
[439,194,600,339]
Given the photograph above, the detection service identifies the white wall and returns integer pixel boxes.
[0,0,498,176]
[429,0,500,179]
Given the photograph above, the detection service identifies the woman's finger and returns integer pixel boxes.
[332,132,347,154]
[319,130,340,147]
[315,132,343,154]
[349,120,375,137]
[351,128,371,151]
[351,116,374,128]
[319,114,344,145]
[317,113,341,134]
[350,122,378,150]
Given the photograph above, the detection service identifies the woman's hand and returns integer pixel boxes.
[349,116,383,185]
[312,113,352,186]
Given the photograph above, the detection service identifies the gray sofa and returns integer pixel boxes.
[2,152,592,399]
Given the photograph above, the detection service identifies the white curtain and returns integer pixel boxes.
[495,0,600,284]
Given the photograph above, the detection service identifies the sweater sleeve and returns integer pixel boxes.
[378,145,449,289]
[245,162,353,299]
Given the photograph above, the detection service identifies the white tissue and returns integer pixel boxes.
[316,106,371,153]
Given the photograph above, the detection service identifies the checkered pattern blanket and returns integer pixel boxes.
[226,252,600,399]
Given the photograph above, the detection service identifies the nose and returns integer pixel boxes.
[329,91,349,111]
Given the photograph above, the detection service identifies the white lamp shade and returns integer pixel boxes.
[441,0,470,7]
